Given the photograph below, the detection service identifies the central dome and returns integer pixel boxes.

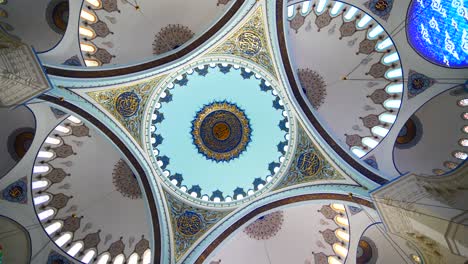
[148,62,291,204]
[192,101,251,162]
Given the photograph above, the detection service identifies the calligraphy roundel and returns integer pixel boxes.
[115,91,140,117]
[176,211,203,236]
[296,152,322,176]
[237,31,262,56]
[191,102,251,162]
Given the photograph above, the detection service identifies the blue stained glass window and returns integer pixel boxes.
[406,0,468,68]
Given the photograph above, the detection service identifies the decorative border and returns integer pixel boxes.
[191,101,252,162]
[193,193,374,264]
[275,0,388,185]
[37,95,162,264]
[43,0,246,77]
[143,58,296,208]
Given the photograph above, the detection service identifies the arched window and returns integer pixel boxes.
[80,43,97,53]
[330,2,343,16]
[464,126,468,134]
[385,83,403,94]
[383,52,400,64]
[32,180,49,189]
[372,126,389,137]
[128,253,139,264]
[97,253,110,264]
[328,256,342,264]
[301,1,312,15]
[79,26,96,38]
[377,38,393,51]
[344,7,358,20]
[38,209,55,221]
[80,10,97,23]
[143,249,151,264]
[81,250,96,264]
[316,0,328,13]
[383,99,401,109]
[113,254,125,264]
[357,15,372,28]
[362,137,379,148]
[463,113,468,120]
[335,229,350,242]
[33,194,50,205]
[67,115,82,124]
[55,233,72,247]
[37,151,54,159]
[351,146,366,158]
[379,113,397,123]
[45,137,61,145]
[332,243,348,258]
[368,25,384,39]
[67,242,84,256]
[459,139,468,147]
[452,151,468,160]
[334,215,349,227]
[85,0,101,8]
[84,59,101,67]
[55,125,70,134]
[45,221,62,235]
[443,161,458,170]
[287,5,294,18]
[386,68,402,79]
[457,99,468,107]
[331,204,345,213]
[33,165,50,174]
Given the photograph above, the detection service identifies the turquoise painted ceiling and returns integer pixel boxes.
[151,63,289,201]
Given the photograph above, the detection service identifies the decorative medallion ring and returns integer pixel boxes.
[191,101,252,162]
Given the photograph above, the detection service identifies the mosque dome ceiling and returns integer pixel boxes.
[26,108,157,264]
[147,61,293,205]
[0,0,467,263]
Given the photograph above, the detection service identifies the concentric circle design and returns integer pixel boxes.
[176,211,202,236]
[115,91,140,117]
[296,152,322,176]
[192,102,251,162]
[147,61,293,205]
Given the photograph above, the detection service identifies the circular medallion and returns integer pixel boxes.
[112,159,142,200]
[244,211,284,240]
[2,180,26,203]
[149,62,292,204]
[296,152,321,176]
[237,31,262,56]
[176,211,202,236]
[8,128,35,161]
[46,0,69,34]
[115,92,140,117]
[192,102,251,162]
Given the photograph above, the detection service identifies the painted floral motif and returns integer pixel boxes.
[274,124,343,190]
[209,7,276,76]
[87,76,165,144]
[191,102,251,162]
[297,69,327,110]
[1,177,27,204]
[115,91,140,117]
[364,0,394,21]
[153,24,194,55]
[407,70,436,98]
[112,159,142,199]
[166,193,232,260]
[244,211,284,240]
